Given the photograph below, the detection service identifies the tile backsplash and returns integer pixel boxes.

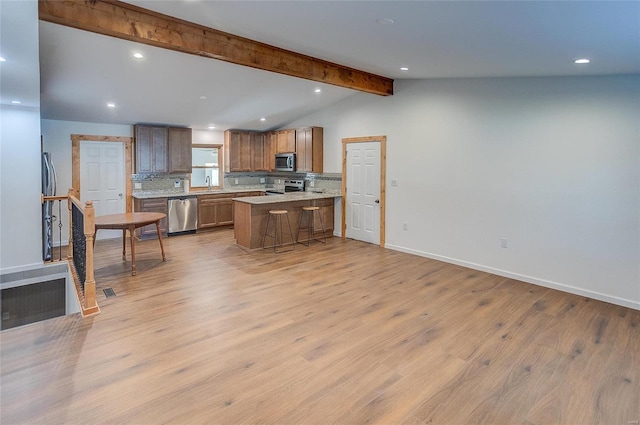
[132,173,190,195]
[132,172,342,195]
[223,172,342,193]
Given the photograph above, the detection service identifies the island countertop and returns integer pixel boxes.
[233,191,340,205]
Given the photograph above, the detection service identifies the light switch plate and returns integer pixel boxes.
[174,180,181,188]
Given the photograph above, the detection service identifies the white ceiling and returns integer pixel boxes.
[5,1,640,131]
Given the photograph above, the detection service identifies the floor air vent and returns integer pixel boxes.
[103,288,116,298]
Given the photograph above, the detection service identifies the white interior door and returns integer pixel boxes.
[345,141,381,244]
[80,141,125,240]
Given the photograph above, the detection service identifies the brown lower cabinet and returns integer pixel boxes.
[197,192,264,231]
[133,198,168,238]
[197,195,233,229]
[311,197,334,233]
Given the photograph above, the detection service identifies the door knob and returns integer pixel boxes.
[374,199,380,204]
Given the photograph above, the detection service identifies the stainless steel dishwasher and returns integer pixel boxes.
[168,196,198,235]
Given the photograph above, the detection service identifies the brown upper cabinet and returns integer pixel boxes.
[135,124,192,174]
[168,127,193,173]
[135,125,168,173]
[224,130,253,172]
[224,127,323,173]
[276,129,296,153]
[295,127,323,173]
[265,131,277,171]
[252,132,271,172]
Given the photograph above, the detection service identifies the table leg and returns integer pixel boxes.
[129,225,136,276]
[156,221,166,261]
[122,229,127,260]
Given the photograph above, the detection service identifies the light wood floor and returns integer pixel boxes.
[1,229,639,425]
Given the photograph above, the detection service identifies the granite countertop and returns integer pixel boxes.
[233,191,341,205]
[132,189,265,199]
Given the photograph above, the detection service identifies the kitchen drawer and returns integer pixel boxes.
[133,198,168,238]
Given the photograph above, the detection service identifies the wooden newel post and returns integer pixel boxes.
[83,200,97,310]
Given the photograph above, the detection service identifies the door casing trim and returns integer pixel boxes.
[71,134,133,213]
[341,135,387,248]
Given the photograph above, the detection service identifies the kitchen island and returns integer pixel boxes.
[233,192,339,250]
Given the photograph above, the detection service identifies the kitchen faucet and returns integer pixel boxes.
[205,175,211,191]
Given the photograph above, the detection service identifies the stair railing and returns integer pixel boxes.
[66,188,99,316]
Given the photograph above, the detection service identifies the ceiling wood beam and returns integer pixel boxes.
[39,0,394,96]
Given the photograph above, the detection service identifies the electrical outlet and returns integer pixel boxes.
[309,180,315,187]
[134,183,142,189]
[174,180,181,188]
[234,178,239,185]
[500,238,508,249]
[391,179,398,187]
[402,222,408,231]
[260,177,266,183]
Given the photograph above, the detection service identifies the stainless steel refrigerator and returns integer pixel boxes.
[42,152,57,261]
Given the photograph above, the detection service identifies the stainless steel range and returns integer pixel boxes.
[265,179,305,195]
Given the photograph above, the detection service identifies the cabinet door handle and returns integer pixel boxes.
[374,199,380,204]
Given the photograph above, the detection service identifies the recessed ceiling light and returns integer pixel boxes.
[400,67,409,71]
[0,56,6,62]
[260,117,266,122]
[376,18,395,25]
[11,100,21,104]
[107,102,116,108]
[133,52,144,59]
[208,125,216,130]
[314,88,322,94]
[574,58,590,64]
[200,96,207,100]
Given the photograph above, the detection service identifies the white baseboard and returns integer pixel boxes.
[385,244,640,311]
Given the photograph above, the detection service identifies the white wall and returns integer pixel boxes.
[289,75,640,309]
[192,129,224,145]
[0,1,42,272]
[1,107,43,271]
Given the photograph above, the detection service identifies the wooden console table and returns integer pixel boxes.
[94,212,166,276]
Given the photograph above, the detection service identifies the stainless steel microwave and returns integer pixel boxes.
[275,152,295,172]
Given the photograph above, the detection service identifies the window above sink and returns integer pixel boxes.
[191,145,222,190]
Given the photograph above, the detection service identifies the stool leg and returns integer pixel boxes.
[316,209,326,244]
[286,212,295,250]
[297,210,311,247]
[262,213,272,249]
[307,211,312,246]
[274,214,280,253]
[296,209,305,244]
